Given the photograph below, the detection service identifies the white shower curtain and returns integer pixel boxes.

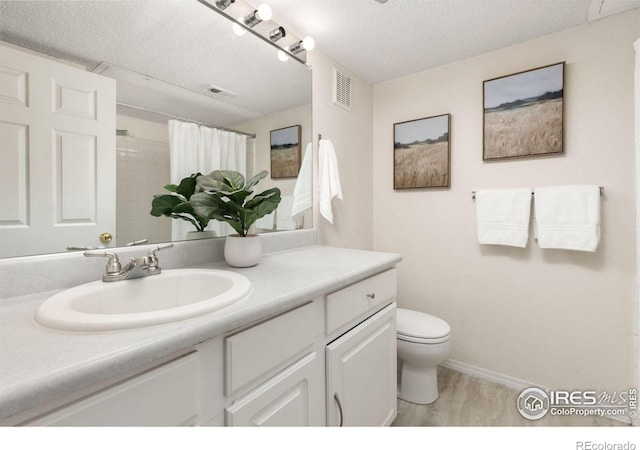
[168,119,248,240]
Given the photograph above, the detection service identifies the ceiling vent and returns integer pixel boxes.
[332,67,352,111]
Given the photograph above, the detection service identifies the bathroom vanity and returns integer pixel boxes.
[0,245,401,426]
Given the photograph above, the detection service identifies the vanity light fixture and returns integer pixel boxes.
[215,0,235,10]
[243,3,272,27]
[288,36,315,55]
[269,26,286,42]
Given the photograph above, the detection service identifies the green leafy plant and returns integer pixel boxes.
[150,173,211,232]
[190,170,281,237]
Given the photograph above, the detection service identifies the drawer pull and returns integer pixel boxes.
[367,293,376,300]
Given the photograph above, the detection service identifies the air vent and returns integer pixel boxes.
[332,68,352,111]
[205,83,237,99]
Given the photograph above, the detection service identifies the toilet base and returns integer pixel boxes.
[398,364,439,405]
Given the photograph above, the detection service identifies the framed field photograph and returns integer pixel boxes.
[483,62,565,161]
[270,125,301,178]
[393,114,450,189]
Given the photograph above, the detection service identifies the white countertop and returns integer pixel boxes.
[0,245,401,423]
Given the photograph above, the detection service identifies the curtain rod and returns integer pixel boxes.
[116,102,256,139]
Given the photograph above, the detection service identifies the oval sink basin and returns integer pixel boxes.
[35,269,252,332]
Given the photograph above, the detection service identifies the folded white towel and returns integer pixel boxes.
[475,188,532,248]
[533,185,601,252]
[276,195,298,231]
[291,143,313,220]
[319,139,343,224]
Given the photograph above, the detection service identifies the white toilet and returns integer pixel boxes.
[396,308,451,404]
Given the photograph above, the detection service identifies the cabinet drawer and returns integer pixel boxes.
[225,300,322,396]
[326,269,396,335]
[27,353,198,426]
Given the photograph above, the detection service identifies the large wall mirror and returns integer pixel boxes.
[0,0,312,259]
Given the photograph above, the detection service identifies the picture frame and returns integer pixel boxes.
[270,125,301,178]
[393,113,450,189]
[483,62,565,161]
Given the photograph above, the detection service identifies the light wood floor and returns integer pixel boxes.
[392,367,629,427]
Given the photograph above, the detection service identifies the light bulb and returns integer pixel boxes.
[233,18,246,36]
[277,50,290,62]
[302,36,315,51]
[257,4,273,21]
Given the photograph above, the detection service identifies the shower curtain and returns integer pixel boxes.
[169,119,248,240]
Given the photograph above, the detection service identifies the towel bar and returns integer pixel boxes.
[471,186,604,200]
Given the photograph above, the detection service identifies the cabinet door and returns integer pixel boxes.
[326,303,397,426]
[225,351,324,426]
[26,354,198,426]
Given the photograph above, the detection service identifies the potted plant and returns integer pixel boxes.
[190,169,281,267]
[150,173,216,239]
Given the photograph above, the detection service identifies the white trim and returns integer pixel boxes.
[441,359,546,392]
[441,359,631,425]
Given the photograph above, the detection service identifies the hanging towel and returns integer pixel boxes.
[475,188,532,248]
[318,139,343,224]
[276,196,298,231]
[533,185,601,252]
[291,143,313,220]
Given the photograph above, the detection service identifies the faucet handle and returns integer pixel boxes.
[145,243,173,274]
[146,243,174,258]
[83,251,122,276]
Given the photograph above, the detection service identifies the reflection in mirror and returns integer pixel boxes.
[0,0,312,258]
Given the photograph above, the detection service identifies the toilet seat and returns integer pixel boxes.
[396,308,450,344]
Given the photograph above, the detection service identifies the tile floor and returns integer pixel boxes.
[391,367,629,427]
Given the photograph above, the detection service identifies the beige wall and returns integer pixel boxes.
[233,103,312,195]
[372,10,639,391]
[308,50,374,250]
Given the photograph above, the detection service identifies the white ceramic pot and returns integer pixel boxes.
[224,234,262,267]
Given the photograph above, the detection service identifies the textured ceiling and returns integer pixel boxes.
[1,0,638,125]
[247,0,640,84]
[0,0,311,126]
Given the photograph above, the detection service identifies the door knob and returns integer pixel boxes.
[100,232,113,244]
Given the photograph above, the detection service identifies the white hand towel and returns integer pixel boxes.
[276,195,298,231]
[475,188,532,248]
[319,139,343,224]
[533,185,601,252]
[291,143,313,220]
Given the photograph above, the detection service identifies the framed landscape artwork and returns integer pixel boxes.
[394,113,450,189]
[483,62,565,160]
[270,125,301,178]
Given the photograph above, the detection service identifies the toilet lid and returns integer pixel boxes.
[396,308,451,340]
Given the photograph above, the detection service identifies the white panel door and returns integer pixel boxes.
[326,303,397,427]
[225,351,325,426]
[0,43,116,257]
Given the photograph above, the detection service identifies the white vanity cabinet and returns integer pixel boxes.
[325,269,398,427]
[223,300,325,426]
[25,353,200,426]
[15,266,398,427]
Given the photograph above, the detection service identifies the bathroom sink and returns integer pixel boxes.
[34,269,252,332]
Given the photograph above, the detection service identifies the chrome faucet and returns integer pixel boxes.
[84,244,174,282]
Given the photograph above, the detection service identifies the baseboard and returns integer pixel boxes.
[441,359,546,392]
[441,359,631,425]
